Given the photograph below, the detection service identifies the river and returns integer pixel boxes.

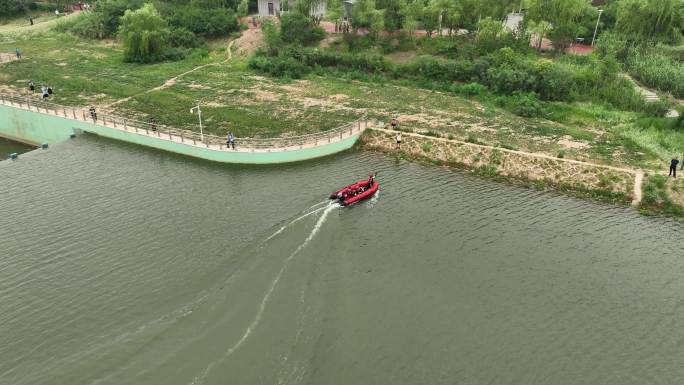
[0,137,33,157]
[1,135,683,385]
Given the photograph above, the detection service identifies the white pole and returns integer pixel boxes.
[191,102,204,142]
[198,103,203,142]
[591,10,603,46]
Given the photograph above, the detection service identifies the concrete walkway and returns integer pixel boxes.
[1,93,367,153]
[371,127,644,205]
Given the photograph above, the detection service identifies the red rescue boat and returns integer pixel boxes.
[329,179,379,206]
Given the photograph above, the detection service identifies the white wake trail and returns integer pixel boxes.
[264,201,329,242]
[190,203,338,385]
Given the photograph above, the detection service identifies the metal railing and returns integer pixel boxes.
[0,92,369,152]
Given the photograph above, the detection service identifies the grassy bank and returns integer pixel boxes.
[360,129,635,206]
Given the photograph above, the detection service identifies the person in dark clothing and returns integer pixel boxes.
[29,17,34,26]
[367,172,376,186]
[227,132,235,150]
[670,157,680,177]
[47,86,53,95]
[28,80,35,93]
[89,106,97,121]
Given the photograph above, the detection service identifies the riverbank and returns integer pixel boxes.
[361,128,684,220]
[1,28,682,218]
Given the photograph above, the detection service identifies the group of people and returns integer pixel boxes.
[27,81,54,99]
[670,156,684,178]
[336,173,376,203]
[334,20,352,34]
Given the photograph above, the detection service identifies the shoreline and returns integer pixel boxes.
[359,128,683,220]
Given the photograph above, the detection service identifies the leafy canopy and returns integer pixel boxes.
[118,3,170,63]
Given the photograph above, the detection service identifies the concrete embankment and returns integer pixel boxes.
[362,128,640,205]
[0,100,365,164]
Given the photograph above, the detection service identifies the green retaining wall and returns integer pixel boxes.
[0,104,360,164]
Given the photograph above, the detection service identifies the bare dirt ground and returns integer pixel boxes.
[233,28,263,58]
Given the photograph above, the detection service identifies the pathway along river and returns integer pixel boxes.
[1,135,683,385]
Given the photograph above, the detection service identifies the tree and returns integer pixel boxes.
[615,0,684,44]
[458,0,518,29]
[280,11,325,45]
[237,0,249,17]
[376,0,406,31]
[294,0,325,21]
[527,0,590,52]
[261,18,282,54]
[0,0,34,16]
[118,3,170,63]
[435,0,462,35]
[476,16,512,53]
[325,0,346,21]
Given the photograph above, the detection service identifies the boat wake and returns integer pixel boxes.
[264,201,330,243]
[189,202,339,385]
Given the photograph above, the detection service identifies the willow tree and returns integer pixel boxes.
[616,0,684,44]
[118,3,170,63]
[527,0,590,52]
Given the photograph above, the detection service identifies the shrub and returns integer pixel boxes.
[98,0,145,37]
[169,27,202,48]
[456,82,487,97]
[497,92,545,118]
[626,49,684,98]
[280,12,325,46]
[248,53,311,78]
[0,0,34,16]
[168,6,238,37]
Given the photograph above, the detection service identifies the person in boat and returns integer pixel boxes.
[367,173,376,186]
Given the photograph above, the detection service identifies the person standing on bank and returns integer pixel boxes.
[89,106,97,121]
[15,48,21,59]
[28,80,35,93]
[669,156,679,178]
[396,131,402,149]
[229,132,235,150]
[390,117,398,130]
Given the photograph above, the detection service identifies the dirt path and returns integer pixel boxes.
[232,27,263,58]
[0,12,81,35]
[633,170,644,206]
[621,73,680,118]
[105,40,235,109]
[105,24,265,109]
[372,126,644,205]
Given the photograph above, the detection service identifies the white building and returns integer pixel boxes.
[503,12,524,32]
[257,0,326,17]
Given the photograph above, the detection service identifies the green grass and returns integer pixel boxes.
[0,30,681,173]
[0,32,218,105]
[640,174,684,219]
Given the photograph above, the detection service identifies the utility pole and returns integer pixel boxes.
[591,9,604,46]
